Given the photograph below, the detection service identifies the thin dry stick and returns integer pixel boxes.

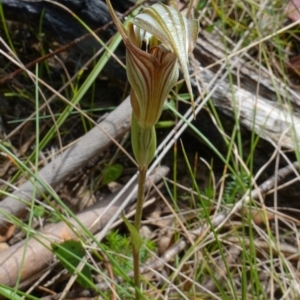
[100,250,117,300]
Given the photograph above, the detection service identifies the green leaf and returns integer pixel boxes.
[163,99,176,111]
[33,205,45,218]
[52,240,92,289]
[0,286,23,300]
[197,0,208,10]
[155,121,175,128]
[122,215,144,252]
[102,164,123,186]
[49,212,61,223]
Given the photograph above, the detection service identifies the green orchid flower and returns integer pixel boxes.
[132,3,199,117]
[127,22,179,130]
[106,1,199,130]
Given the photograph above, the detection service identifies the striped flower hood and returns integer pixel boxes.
[106,2,199,129]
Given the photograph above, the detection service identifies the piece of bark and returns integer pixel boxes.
[197,66,300,149]
[0,97,131,233]
[0,0,134,54]
[0,0,113,53]
[0,166,169,287]
[0,0,127,85]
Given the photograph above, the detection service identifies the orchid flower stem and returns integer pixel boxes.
[133,166,147,299]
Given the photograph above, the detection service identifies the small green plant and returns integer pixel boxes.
[52,240,93,289]
[101,163,123,187]
[105,230,155,264]
[223,172,250,204]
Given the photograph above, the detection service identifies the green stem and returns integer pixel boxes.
[133,166,147,300]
